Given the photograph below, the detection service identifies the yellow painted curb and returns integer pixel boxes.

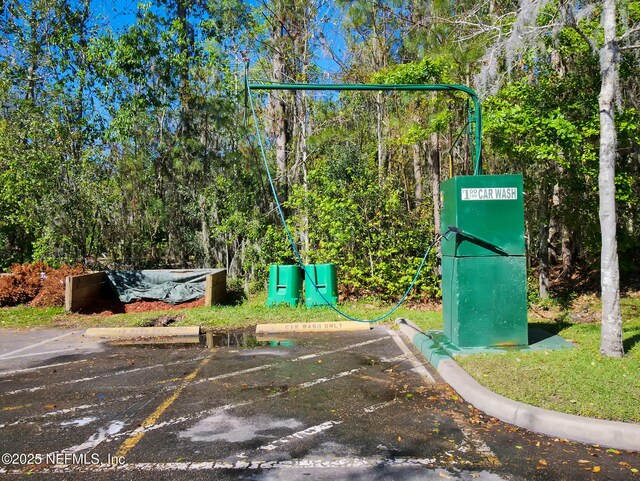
[256,321,371,334]
[84,326,201,338]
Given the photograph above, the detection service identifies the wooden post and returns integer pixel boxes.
[204,269,227,307]
[65,272,108,312]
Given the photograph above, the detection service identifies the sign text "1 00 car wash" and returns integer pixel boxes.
[461,187,518,201]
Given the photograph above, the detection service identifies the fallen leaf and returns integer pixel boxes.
[438,472,452,479]
[606,449,621,455]
[578,460,591,464]
[631,468,638,474]
[593,466,601,473]
[539,460,548,466]
[515,446,523,449]
[397,436,402,442]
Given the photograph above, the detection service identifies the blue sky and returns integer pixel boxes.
[90,0,346,76]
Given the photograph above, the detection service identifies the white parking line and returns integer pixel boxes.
[2,356,209,396]
[0,394,148,429]
[0,349,84,361]
[66,355,407,452]
[449,410,500,466]
[259,421,344,451]
[387,328,436,383]
[258,399,397,452]
[3,337,388,397]
[1,456,445,474]
[0,332,78,359]
[0,359,89,377]
[192,337,388,386]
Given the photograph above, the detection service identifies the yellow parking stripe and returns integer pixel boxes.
[115,356,211,457]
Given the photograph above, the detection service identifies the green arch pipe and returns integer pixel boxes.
[246,81,483,176]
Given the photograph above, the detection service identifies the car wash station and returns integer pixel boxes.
[5,82,617,481]
[248,80,532,353]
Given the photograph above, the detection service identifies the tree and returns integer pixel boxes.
[597,0,623,357]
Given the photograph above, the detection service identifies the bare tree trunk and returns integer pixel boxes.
[200,194,211,268]
[270,15,289,199]
[538,185,550,300]
[428,134,441,238]
[412,143,423,205]
[561,225,573,278]
[376,91,386,186]
[298,90,310,258]
[598,0,624,357]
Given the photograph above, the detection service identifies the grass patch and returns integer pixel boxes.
[0,305,63,328]
[457,294,640,423]
[0,292,444,331]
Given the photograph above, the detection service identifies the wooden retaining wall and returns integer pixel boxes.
[65,269,227,312]
[204,269,227,306]
[65,272,108,313]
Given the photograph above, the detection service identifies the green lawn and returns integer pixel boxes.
[457,295,640,423]
[0,293,443,330]
[1,293,638,424]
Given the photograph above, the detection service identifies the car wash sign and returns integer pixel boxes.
[461,187,518,201]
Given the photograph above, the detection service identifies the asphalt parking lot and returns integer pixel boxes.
[0,326,638,480]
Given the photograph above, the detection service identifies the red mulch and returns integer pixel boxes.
[79,297,205,316]
[0,262,48,307]
[31,265,86,307]
[0,262,87,307]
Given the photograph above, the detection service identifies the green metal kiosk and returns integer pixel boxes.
[440,175,528,348]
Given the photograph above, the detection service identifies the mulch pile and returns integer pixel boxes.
[79,297,205,316]
[0,263,85,308]
[1,263,205,314]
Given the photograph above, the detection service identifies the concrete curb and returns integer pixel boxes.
[396,318,640,452]
[84,326,201,338]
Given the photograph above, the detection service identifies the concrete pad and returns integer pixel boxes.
[256,321,372,334]
[84,326,201,338]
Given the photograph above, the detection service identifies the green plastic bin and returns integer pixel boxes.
[305,263,338,308]
[266,264,302,307]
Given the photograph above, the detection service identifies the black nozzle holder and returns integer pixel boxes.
[446,225,508,256]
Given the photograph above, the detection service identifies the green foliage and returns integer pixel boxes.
[283,145,440,301]
[371,57,445,84]
[0,0,638,309]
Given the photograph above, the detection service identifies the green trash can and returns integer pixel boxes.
[305,263,338,308]
[266,264,302,307]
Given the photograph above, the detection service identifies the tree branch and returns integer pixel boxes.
[619,25,640,41]
[563,3,597,54]
[619,44,640,51]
